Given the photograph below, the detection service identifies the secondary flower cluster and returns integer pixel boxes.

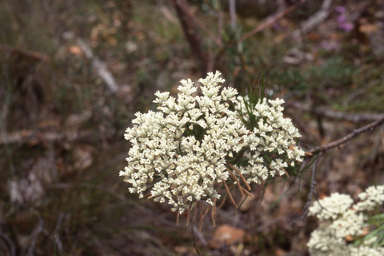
[307,185,384,256]
[120,71,305,214]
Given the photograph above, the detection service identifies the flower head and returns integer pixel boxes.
[120,71,305,214]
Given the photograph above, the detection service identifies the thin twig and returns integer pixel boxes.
[199,201,203,231]
[193,202,198,222]
[186,202,191,226]
[227,163,251,190]
[209,212,216,229]
[240,187,254,198]
[53,213,64,253]
[226,168,244,197]
[223,181,237,208]
[0,230,16,256]
[211,200,217,227]
[218,193,228,209]
[239,0,307,43]
[27,214,44,256]
[309,116,384,154]
[202,205,210,220]
[290,152,323,226]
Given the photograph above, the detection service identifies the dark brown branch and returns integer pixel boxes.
[309,117,384,154]
[239,0,307,43]
[290,152,323,226]
[174,0,222,47]
[172,0,209,73]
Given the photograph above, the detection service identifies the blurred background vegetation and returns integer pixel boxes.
[1,0,384,255]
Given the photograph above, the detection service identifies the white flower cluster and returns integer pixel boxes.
[355,185,384,211]
[307,185,384,256]
[119,71,305,214]
[235,96,305,184]
[308,192,354,220]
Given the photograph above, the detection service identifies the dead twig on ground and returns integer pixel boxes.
[53,212,65,254]
[0,129,93,145]
[76,38,119,93]
[239,0,307,43]
[291,0,332,39]
[309,116,384,154]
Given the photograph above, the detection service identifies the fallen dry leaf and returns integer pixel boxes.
[68,46,83,55]
[209,224,246,249]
